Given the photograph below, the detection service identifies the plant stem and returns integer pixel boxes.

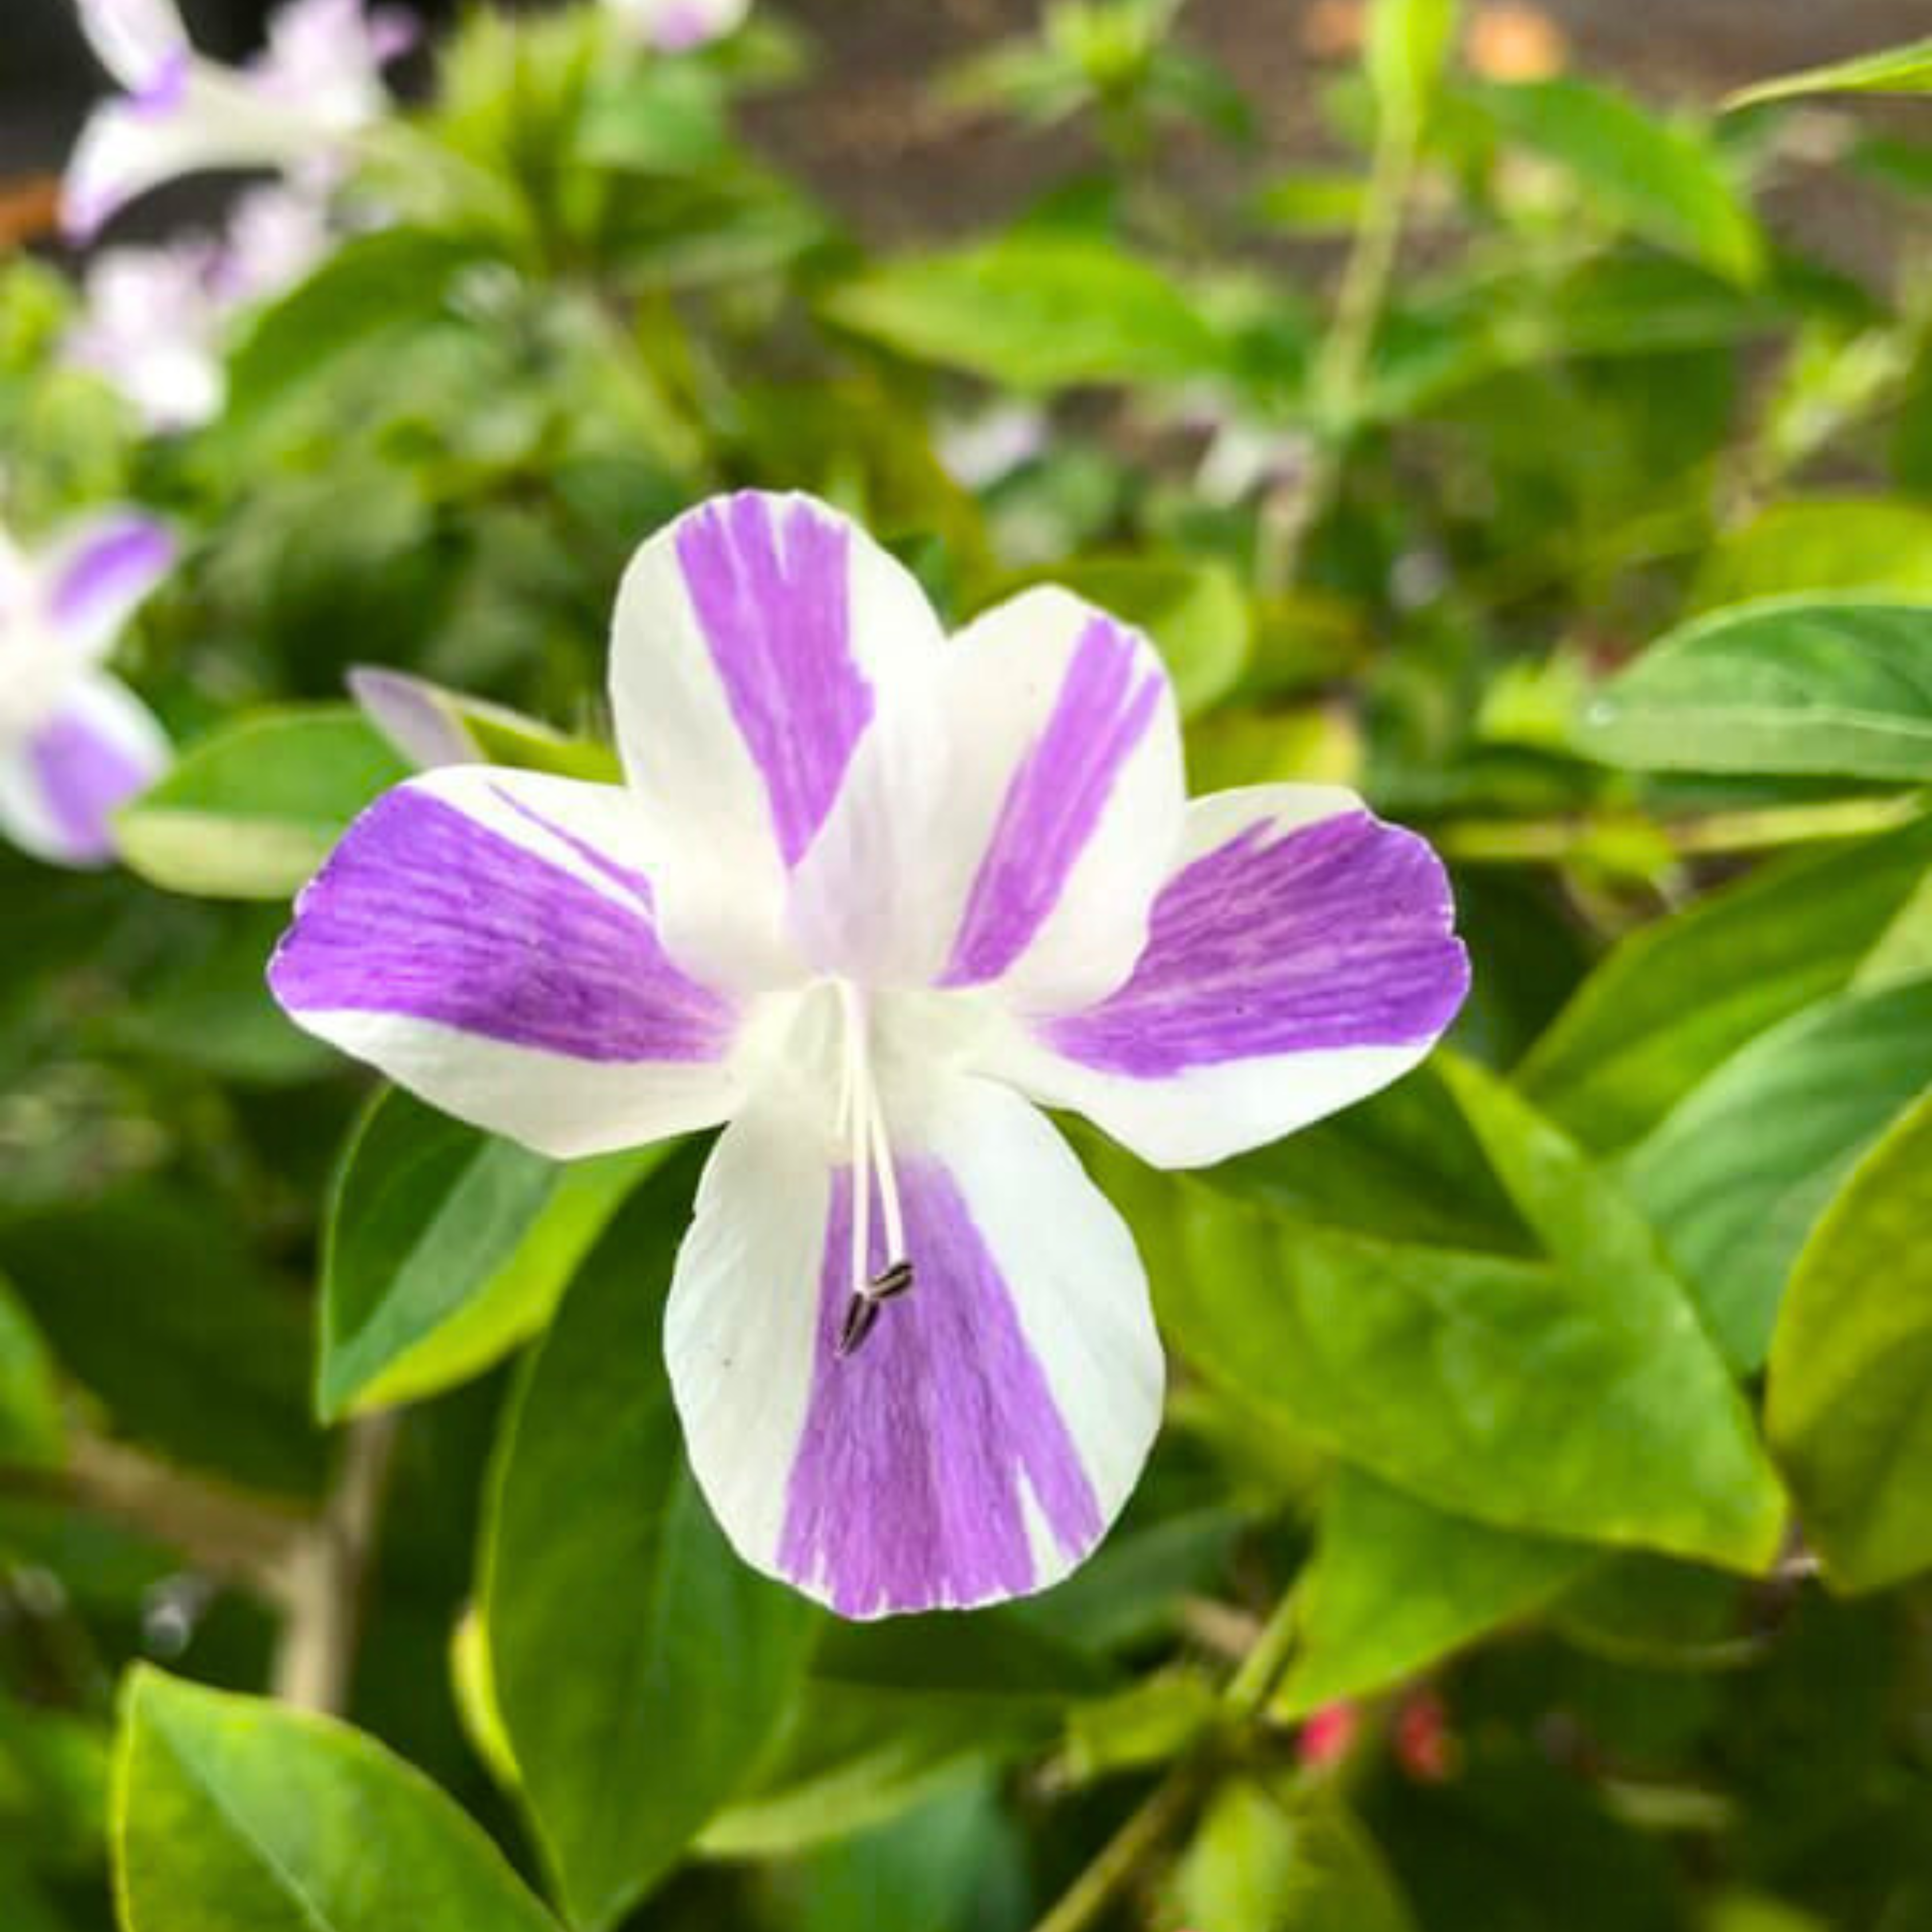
[270,1413,401,1715]
[1436,793,1925,865]
[1028,1586,1303,1932]
[1258,105,1419,595]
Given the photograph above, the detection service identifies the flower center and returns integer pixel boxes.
[833,979,914,1360]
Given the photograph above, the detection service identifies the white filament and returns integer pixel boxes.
[837,980,906,1298]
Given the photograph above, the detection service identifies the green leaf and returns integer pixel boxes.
[1156,1065,1785,1573]
[1477,78,1764,282]
[1277,1470,1595,1717]
[224,228,488,424]
[998,555,1252,716]
[0,1185,322,1497]
[1577,598,1932,781]
[1726,37,1932,109]
[1623,977,1932,1369]
[1691,499,1932,610]
[350,667,622,783]
[700,1686,1045,1858]
[0,1277,64,1468]
[1768,1089,1932,1590]
[1520,813,1932,1152]
[1171,1783,1417,1932]
[484,1159,818,1929]
[318,1088,658,1420]
[825,238,1226,390]
[1366,0,1459,128]
[117,708,411,902]
[114,1667,560,1932]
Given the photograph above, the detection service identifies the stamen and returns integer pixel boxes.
[833,982,914,1362]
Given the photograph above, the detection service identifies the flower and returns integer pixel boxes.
[64,0,414,242]
[65,185,333,432]
[269,490,1468,1619]
[603,0,750,54]
[0,510,174,868]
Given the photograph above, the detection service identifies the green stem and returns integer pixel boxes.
[1257,108,1418,595]
[1436,794,1925,865]
[1028,1586,1303,1932]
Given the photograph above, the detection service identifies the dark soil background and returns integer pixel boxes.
[4,0,1929,263]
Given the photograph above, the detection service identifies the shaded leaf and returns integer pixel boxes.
[1623,977,1932,1369]
[484,1159,818,1929]
[1767,1091,1932,1590]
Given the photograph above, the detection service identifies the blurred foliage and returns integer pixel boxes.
[5,1,1932,1929]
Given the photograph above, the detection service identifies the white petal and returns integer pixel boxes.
[62,69,321,239]
[0,671,169,870]
[76,0,191,92]
[268,768,753,1158]
[666,1072,1161,1619]
[832,586,1185,1006]
[981,785,1471,1168]
[608,491,946,992]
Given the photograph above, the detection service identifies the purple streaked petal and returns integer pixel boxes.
[942,613,1166,988]
[1043,809,1468,1076]
[0,673,170,871]
[130,45,190,114]
[26,704,156,864]
[778,1159,1102,1619]
[671,492,872,867]
[269,783,730,1062]
[45,514,175,654]
[347,667,480,770]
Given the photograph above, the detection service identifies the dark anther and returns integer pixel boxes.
[836,1294,882,1359]
[870,1259,915,1301]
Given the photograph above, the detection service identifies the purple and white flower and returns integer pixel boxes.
[64,0,413,242]
[269,490,1468,1618]
[0,511,174,868]
[603,0,750,54]
[66,185,333,432]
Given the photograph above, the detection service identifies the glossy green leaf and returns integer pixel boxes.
[484,1161,818,1929]
[1520,813,1932,1152]
[117,708,410,902]
[1277,1470,1594,1717]
[114,1668,560,1932]
[825,239,1226,390]
[1768,1091,1932,1590]
[318,1088,657,1419]
[1578,598,1932,781]
[1477,78,1764,282]
[1692,499,1932,610]
[1366,0,1458,127]
[1623,977,1932,1369]
[351,667,621,783]
[1727,37,1932,109]
[1157,1065,1785,1572]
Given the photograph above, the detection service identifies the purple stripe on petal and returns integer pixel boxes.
[673,493,871,867]
[347,667,478,770]
[1042,812,1469,1077]
[269,788,732,1062]
[942,616,1164,987]
[488,784,655,914]
[779,1159,1101,1618]
[130,46,190,115]
[48,517,175,641]
[28,707,154,864]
